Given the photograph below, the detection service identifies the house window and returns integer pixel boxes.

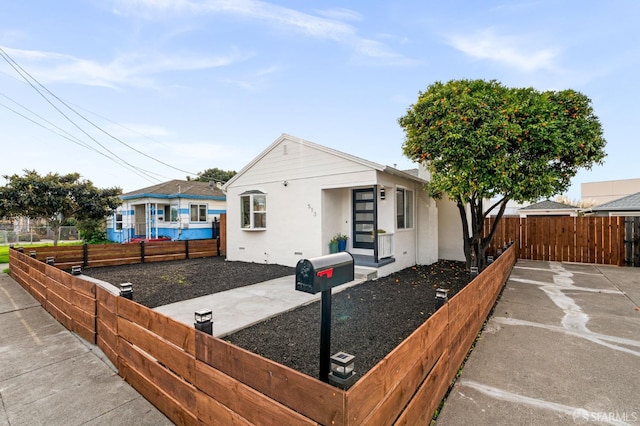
[169,204,179,222]
[190,204,207,222]
[396,188,414,229]
[115,213,123,231]
[241,191,266,229]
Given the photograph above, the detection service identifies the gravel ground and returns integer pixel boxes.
[84,257,471,383]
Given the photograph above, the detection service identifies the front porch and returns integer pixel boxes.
[352,253,396,268]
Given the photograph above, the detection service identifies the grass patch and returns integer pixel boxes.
[0,241,84,264]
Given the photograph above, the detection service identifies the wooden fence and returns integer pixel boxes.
[9,244,517,425]
[624,217,640,267]
[485,216,626,266]
[14,239,220,270]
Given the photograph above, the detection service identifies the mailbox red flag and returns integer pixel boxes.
[317,268,334,279]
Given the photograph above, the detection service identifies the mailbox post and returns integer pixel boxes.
[295,252,354,383]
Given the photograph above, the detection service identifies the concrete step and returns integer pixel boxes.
[355,266,377,281]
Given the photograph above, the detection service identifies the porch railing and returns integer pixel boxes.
[378,233,394,259]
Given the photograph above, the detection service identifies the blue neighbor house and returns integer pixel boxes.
[107,180,226,243]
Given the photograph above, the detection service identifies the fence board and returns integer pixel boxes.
[195,392,253,426]
[350,331,447,426]
[195,361,315,426]
[119,338,196,412]
[393,351,450,426]
[118,317,195,384]
[119,347,198,426]
[485,216,628,265]
[118,297,195,356]
[346,306,447,425]
[96,286,118,367]
[196,332,344,426]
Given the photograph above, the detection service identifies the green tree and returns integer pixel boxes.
[0,170,122,246]
[399,79,606,270]
[190,168,237,184]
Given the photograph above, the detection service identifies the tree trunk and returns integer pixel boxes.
[456,196,510,271]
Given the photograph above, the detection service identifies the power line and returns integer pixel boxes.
[0,48,162,183]
[0,46,199,180]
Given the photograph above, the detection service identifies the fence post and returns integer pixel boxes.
[140,240,145,263]
[83,243,89,267]
[185,240,190,259]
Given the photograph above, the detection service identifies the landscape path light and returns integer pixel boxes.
[470,266,479,278]
[119,282,133,300]
[29,251,36,258]
[46,257,55,265]
[194,309,213,335]
[328,351,356,389]
[435,287,449,309]
[487,255,494,264]
[71,265,82,275]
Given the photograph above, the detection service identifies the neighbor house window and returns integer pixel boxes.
[190,204,207,222]
[169,204,179,222]
[115,213,123,231]
[396,188,414,229]
[240,191,266,229]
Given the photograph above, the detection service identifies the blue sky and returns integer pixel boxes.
[1,1,638,200]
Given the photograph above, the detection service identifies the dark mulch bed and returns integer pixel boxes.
[84,257,471,382]
[83,257,295,308]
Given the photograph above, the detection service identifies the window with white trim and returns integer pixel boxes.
[241,191,266,229]
[190,204,207,222]
[115,213,123,230]
[169,204,179,222]
[396,187,414,229]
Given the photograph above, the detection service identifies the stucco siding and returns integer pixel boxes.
[225,135,440,273]
[437,196,465,261]
[236,138,374,186]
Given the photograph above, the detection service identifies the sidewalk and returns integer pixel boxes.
[436,260,640,425]
[0,268,171,425]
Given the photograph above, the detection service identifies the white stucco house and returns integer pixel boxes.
[223,134,463,279]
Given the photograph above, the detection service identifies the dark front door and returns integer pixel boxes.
[352,188,376,249]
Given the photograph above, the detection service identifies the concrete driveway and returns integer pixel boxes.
[437,260,640,425]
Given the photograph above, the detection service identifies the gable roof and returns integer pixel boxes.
[588,192,640,211]
[121,180,225,201]
[224,133,426,188]
[520,200,580,210]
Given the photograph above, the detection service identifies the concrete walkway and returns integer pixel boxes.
[0,268,171,425]
[437,260,640,425]
[154,275,366,337]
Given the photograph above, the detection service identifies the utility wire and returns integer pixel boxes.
[0,47,161,183]
[0,47,200,180]
[1,47,197,175]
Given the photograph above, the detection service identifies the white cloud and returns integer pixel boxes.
[1,45,248,89]
[111,0,413,65]
[315,7,362,22]
[445,28,560,72]
[223,64,281,90]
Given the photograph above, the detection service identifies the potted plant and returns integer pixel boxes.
[329,236,339,254]
[334,233,349,252]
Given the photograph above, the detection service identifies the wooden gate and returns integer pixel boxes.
[624,216,640,266]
